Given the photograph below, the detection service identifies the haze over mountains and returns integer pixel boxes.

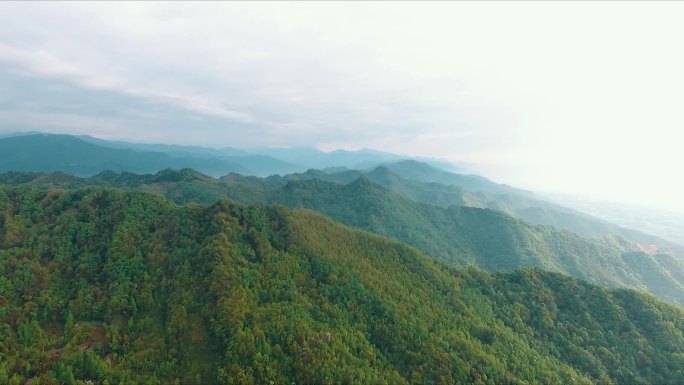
[1,133,678,244]
[0,133,464,177]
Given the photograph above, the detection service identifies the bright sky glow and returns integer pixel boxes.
[1,2,683,210]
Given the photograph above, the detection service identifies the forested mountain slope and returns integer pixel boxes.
[2,170,683,306]
[264,177,684,305]
[279,163,679,250]
[1,186,683,384]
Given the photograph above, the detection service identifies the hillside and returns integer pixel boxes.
[262,177,684,305]
[2,169,683,306]
[289,163,679,250]
[382,160,527,196]
[194,162,678,251]
[1,185,683,384]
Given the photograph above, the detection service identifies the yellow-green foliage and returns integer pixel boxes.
[0,186,683,384]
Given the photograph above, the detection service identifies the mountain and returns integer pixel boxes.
[366,164,680,249]
[246,146,464,173]
[0,134,250,177]
[382,159,528,196]
[2,132,466,177]
[14,130,659,250]
[3,169,683,306]
[274,162,680,251]
[77,135,302,176]
[1,185,683,384]
[261,177,684,305]
[0,130,45,139]
[248,146,402,170]
[77,134,251,157]
[76,133,465,176]
[6,131,674,252]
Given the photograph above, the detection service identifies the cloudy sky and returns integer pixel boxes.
[1,2,683,210]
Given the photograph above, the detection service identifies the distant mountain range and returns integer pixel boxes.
[0,134,250,176]
[1,131,678,247]
[0,132,465,177]
[282,162,677,249]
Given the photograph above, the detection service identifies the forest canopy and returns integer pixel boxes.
[1,185,683,384]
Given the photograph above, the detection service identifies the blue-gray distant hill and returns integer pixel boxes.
[2,132,464,177]
[0,134,253,177]
[79,135,464,174]
[77,135,302,176]
[249,145,464,172]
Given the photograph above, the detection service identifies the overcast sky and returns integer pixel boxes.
[1,2,683,210]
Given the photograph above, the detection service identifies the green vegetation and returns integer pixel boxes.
[282,162,678,249]
[3,169,683,306]
[264,177,684,305]
[0,133,676,250]
[1,185,684,384]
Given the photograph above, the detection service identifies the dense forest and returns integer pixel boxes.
[1,185,684,384]
[4,170,683,306]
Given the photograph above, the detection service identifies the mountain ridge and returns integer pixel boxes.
[0,134,251,177]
